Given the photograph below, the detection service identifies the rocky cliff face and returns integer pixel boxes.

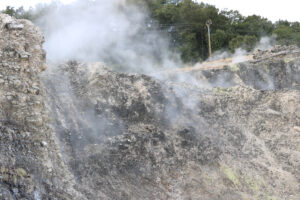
[1,14,300,200]
[0,14,83,200]
[45,62,300,200]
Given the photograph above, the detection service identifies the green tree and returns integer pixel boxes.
[3,6,17,16]
[234,15,273,37]
[229,35,258,52]
[2,6,33,20]
[211,29,228,50]
[273,24,294,45]
[178,30,199,62]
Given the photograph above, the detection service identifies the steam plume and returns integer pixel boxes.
[37,0,181,73]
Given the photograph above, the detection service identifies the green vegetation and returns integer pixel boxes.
[273,21,300,46]
[2,0,300,63]
[131,0,300,62]
[2,6,34,20]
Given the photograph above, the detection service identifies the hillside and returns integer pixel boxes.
[0,14,300,200]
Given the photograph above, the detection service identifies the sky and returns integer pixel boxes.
[200,0,300,22]
[0,0,76,9]
[0,0,299,22]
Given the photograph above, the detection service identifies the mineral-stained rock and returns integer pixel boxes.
[1,13,300,200]
[194,45,300,90]
[44,58,300,199]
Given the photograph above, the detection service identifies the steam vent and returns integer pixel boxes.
[1,14,300,200]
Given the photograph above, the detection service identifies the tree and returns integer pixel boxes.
[2,6,34,20]
[229,35,258,52]
[234,15,273,37]
[3,6,17,17]
[178,30,199,62]
[211,29,228,50]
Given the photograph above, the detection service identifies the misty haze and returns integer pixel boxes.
[0,0,300,199]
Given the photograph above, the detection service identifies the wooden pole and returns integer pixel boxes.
[206,19,212,60]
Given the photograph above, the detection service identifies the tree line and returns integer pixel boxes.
[2,0,300,63]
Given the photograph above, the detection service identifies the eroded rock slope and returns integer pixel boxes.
[0,14,83,200]
[45,53,300,199]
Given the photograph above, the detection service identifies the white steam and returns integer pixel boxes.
[255,36,277,51]
[37,0,181,73]
[34,0,282,92]
[34,190,41,200]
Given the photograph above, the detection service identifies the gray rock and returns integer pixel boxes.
[44,57,300,199]
[5,22,24,30]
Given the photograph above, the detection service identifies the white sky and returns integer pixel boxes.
[0,0,299,22]
[200,0,300,22]
[0,0,76,9]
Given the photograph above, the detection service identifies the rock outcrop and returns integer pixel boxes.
[195,45,300,90]
[0,14,83,200]
[1,14,300,200]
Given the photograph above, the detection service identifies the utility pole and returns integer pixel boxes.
[206,19,212,60]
